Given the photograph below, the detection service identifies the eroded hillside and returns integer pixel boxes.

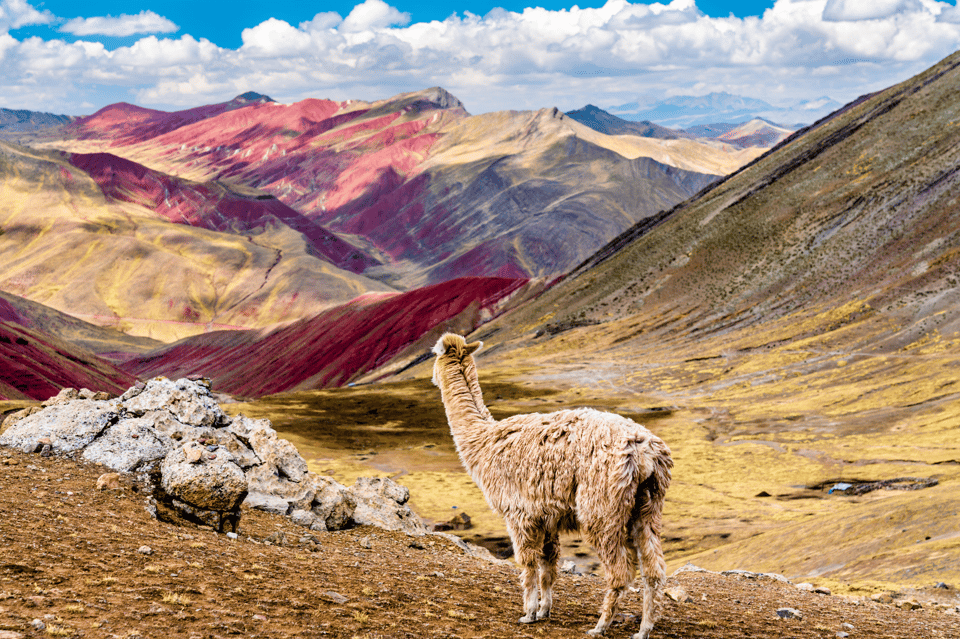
[42,88,754,290]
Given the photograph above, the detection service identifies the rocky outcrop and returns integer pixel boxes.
[0,377,426,536]
[348,477,427,535]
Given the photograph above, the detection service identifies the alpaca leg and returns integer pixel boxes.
[587,526,637,636]
[632,516,666,639]
[587,587,626,636]
[536,531,560,620]
[510,521,543,624]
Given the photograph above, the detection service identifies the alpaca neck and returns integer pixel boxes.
[438,358,494,448]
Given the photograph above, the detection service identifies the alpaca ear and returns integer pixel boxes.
[464,340,483,357]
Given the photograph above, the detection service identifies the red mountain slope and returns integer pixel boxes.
[0,319,136,401]
[68,152,378,272]
[71,92,275,144]
[122,277,531,397]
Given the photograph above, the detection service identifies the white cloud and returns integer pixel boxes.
[341,0,410,33]
[1,0,960,119]
[60,10,178,37]
[241,18,313,57]
[822,0,926,22]
[0,0,53,31]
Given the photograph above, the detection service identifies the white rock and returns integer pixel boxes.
[776,608,803,620]
[0,400,118,453]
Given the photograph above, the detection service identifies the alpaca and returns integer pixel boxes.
[432,333,673,639]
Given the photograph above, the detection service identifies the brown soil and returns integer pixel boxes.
[1,449,958,639]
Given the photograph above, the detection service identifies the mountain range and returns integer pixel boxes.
[565,104,796,149]
[0,85,769,398]
[608,91,842,129]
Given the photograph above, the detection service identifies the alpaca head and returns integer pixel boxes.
[431,333,482,387]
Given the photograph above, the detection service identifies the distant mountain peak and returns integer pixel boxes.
[565,104,686,140]
[233,92,274,104]
[419,87,465,111]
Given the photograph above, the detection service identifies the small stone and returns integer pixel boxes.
[207,445,218,452]
[253,614,267,622]
[183,443,203,464]
[29,619,45,631]
[207,453,217,460]
[776,608,802,620]
[226,532,238,540]
[560,560,579,574]
[358,535,373,549]
[871,592,894,604]
[39,444,52,457]
[96,473,121,491]
[324,591,348,604]
[898,599,921,611]
[796,582,814,592]
[137,545,153,555]
[814,586,832,595]
[265,531,288,546]
[0,630,25,639]
[841,623,855,631]
[665,586,692,603]
[837,632,849,638]
[935,582,949,589]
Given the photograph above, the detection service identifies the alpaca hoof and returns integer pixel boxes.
[586,629,605,637]
[519,614,537,624]
[536,609,551,620]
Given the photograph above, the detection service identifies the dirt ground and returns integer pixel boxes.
[1,448,958,639]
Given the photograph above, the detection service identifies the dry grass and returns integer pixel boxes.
[447,609,476,620]
[160,592,192,606]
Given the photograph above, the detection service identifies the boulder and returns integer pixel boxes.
[348,476,427,536]
[160,444,247,512]
[0,400,119,453]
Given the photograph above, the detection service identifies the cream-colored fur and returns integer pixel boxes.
[432,333,673,639]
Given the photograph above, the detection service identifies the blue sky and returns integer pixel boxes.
[3,0,960,117]
[16,1,779,48]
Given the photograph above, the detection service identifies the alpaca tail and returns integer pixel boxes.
[632,437,672,637]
